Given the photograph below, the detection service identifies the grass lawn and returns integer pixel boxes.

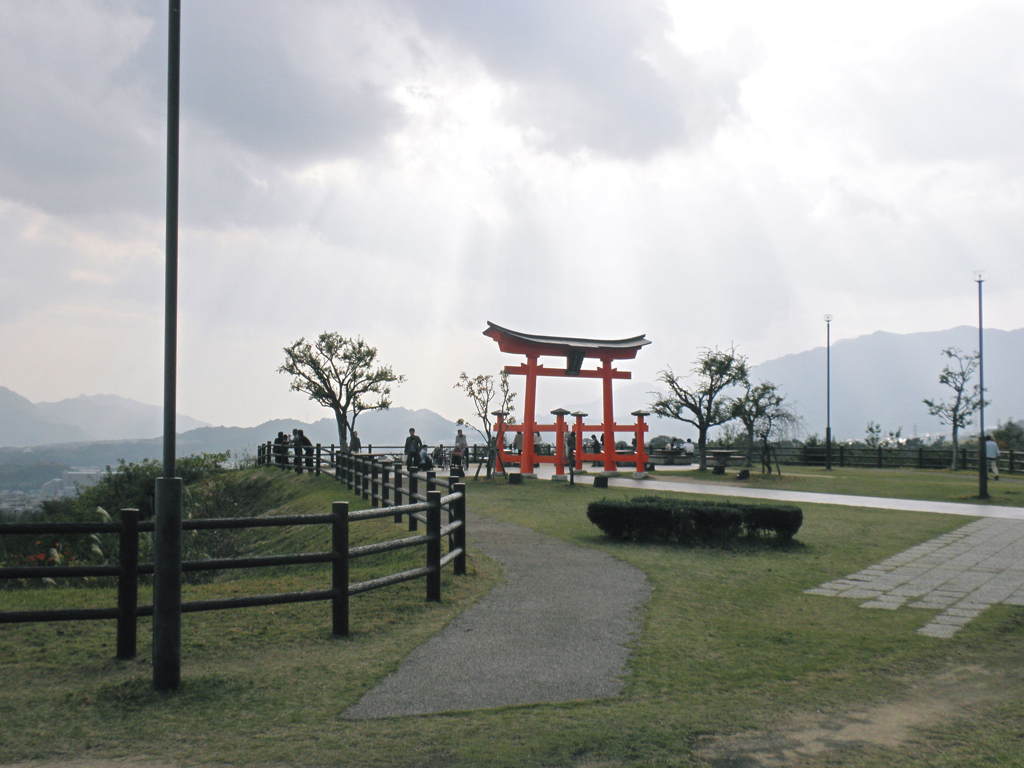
[651,464,1024,506]
[1,471,1023,767]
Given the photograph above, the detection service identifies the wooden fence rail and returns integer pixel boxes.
[0,473,467,657]
[652,443,1021,472]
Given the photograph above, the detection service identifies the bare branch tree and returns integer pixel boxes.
[922,347,983,470]
[731,380,793,470]
[650,347,749,471]
[279,333,405,449]
[454,371,516,476]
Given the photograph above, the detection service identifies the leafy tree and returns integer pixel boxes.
[885,426,903,447]
[865,421,882,448]
[922,347,983,470]
[993,419,1024,450]
[279,333,404,449]
[650,347,749,470]
[453,371,516,477]
[731,381,797,472]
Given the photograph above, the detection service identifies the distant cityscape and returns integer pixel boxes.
[0,468,103,520]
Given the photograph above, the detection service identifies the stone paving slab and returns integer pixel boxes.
[806,518,1024,638]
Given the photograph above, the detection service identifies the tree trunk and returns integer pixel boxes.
[746,426,755,467]
[697,428,709,471]
[334,409,348,451]
[951,425,959,470]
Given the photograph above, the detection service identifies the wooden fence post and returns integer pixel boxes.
[345,452,354,491]
[361,457,370,501]
[426,490,441,602]
[315,444,321,476]
[331,501,349,637]
[393,464,403,523]
[381,460,390,508]
[408,472,419,531]
[294,441,302,474]
[371,460,379,506]
[877,446,883,468]
[1010,449,1016,474]
[116,507,139,659]
[453,482,466,576]
[426,470,436,494]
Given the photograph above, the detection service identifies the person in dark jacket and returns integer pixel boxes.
[297,429,314,468]
[404,428,423,470]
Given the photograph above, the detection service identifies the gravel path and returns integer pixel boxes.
[344,513,650,719]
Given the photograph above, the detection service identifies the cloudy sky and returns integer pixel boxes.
[3,0,1022,429]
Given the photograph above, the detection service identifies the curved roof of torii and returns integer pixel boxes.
[483,321,651,360]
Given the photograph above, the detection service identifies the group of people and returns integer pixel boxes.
[272,429,314,469]
[403,427,470,471]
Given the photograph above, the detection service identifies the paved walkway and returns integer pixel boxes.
[522,464,1024,521]
[344,514,650,719]
[608,475,1024,520]
[806,517,1024,637]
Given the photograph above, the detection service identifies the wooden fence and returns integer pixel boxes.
[653,444,1020,472]
[0,464,467,657]
[255,441,490,475]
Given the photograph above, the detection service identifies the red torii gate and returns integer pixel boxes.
[483,322,652,476]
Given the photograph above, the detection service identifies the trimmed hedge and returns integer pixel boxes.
[587,496,802,543]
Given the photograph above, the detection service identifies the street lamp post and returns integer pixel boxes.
[976,273,988,499]
[153,0,183,691]
[824,314,833,471]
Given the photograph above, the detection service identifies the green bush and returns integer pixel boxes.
[3,453,243,586]
[586,496,802,544]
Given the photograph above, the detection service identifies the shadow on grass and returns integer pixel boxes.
[95,674,256,710]
[589,533,810,555]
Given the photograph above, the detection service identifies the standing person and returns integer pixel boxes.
[296,429,314,469]
[986,435,1001,480]
[513,431,523,454]
[454,428,468,469]
[404,428,423,470]
[291,429,303,473]
[682,438,695,457]
[349,431,361,454]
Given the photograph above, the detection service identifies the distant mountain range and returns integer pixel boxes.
[749,326,1023,441]
[0,403,463,483]
[0,388,209,447]
[557,326,1023,442]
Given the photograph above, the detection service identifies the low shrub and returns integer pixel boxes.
[586,496,802,544]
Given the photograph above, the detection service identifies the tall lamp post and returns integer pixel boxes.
[824,314,833,471]
[976,273,988,499]
[153,0,183,691]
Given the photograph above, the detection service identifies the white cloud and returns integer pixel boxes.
[1,0,1021,431]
